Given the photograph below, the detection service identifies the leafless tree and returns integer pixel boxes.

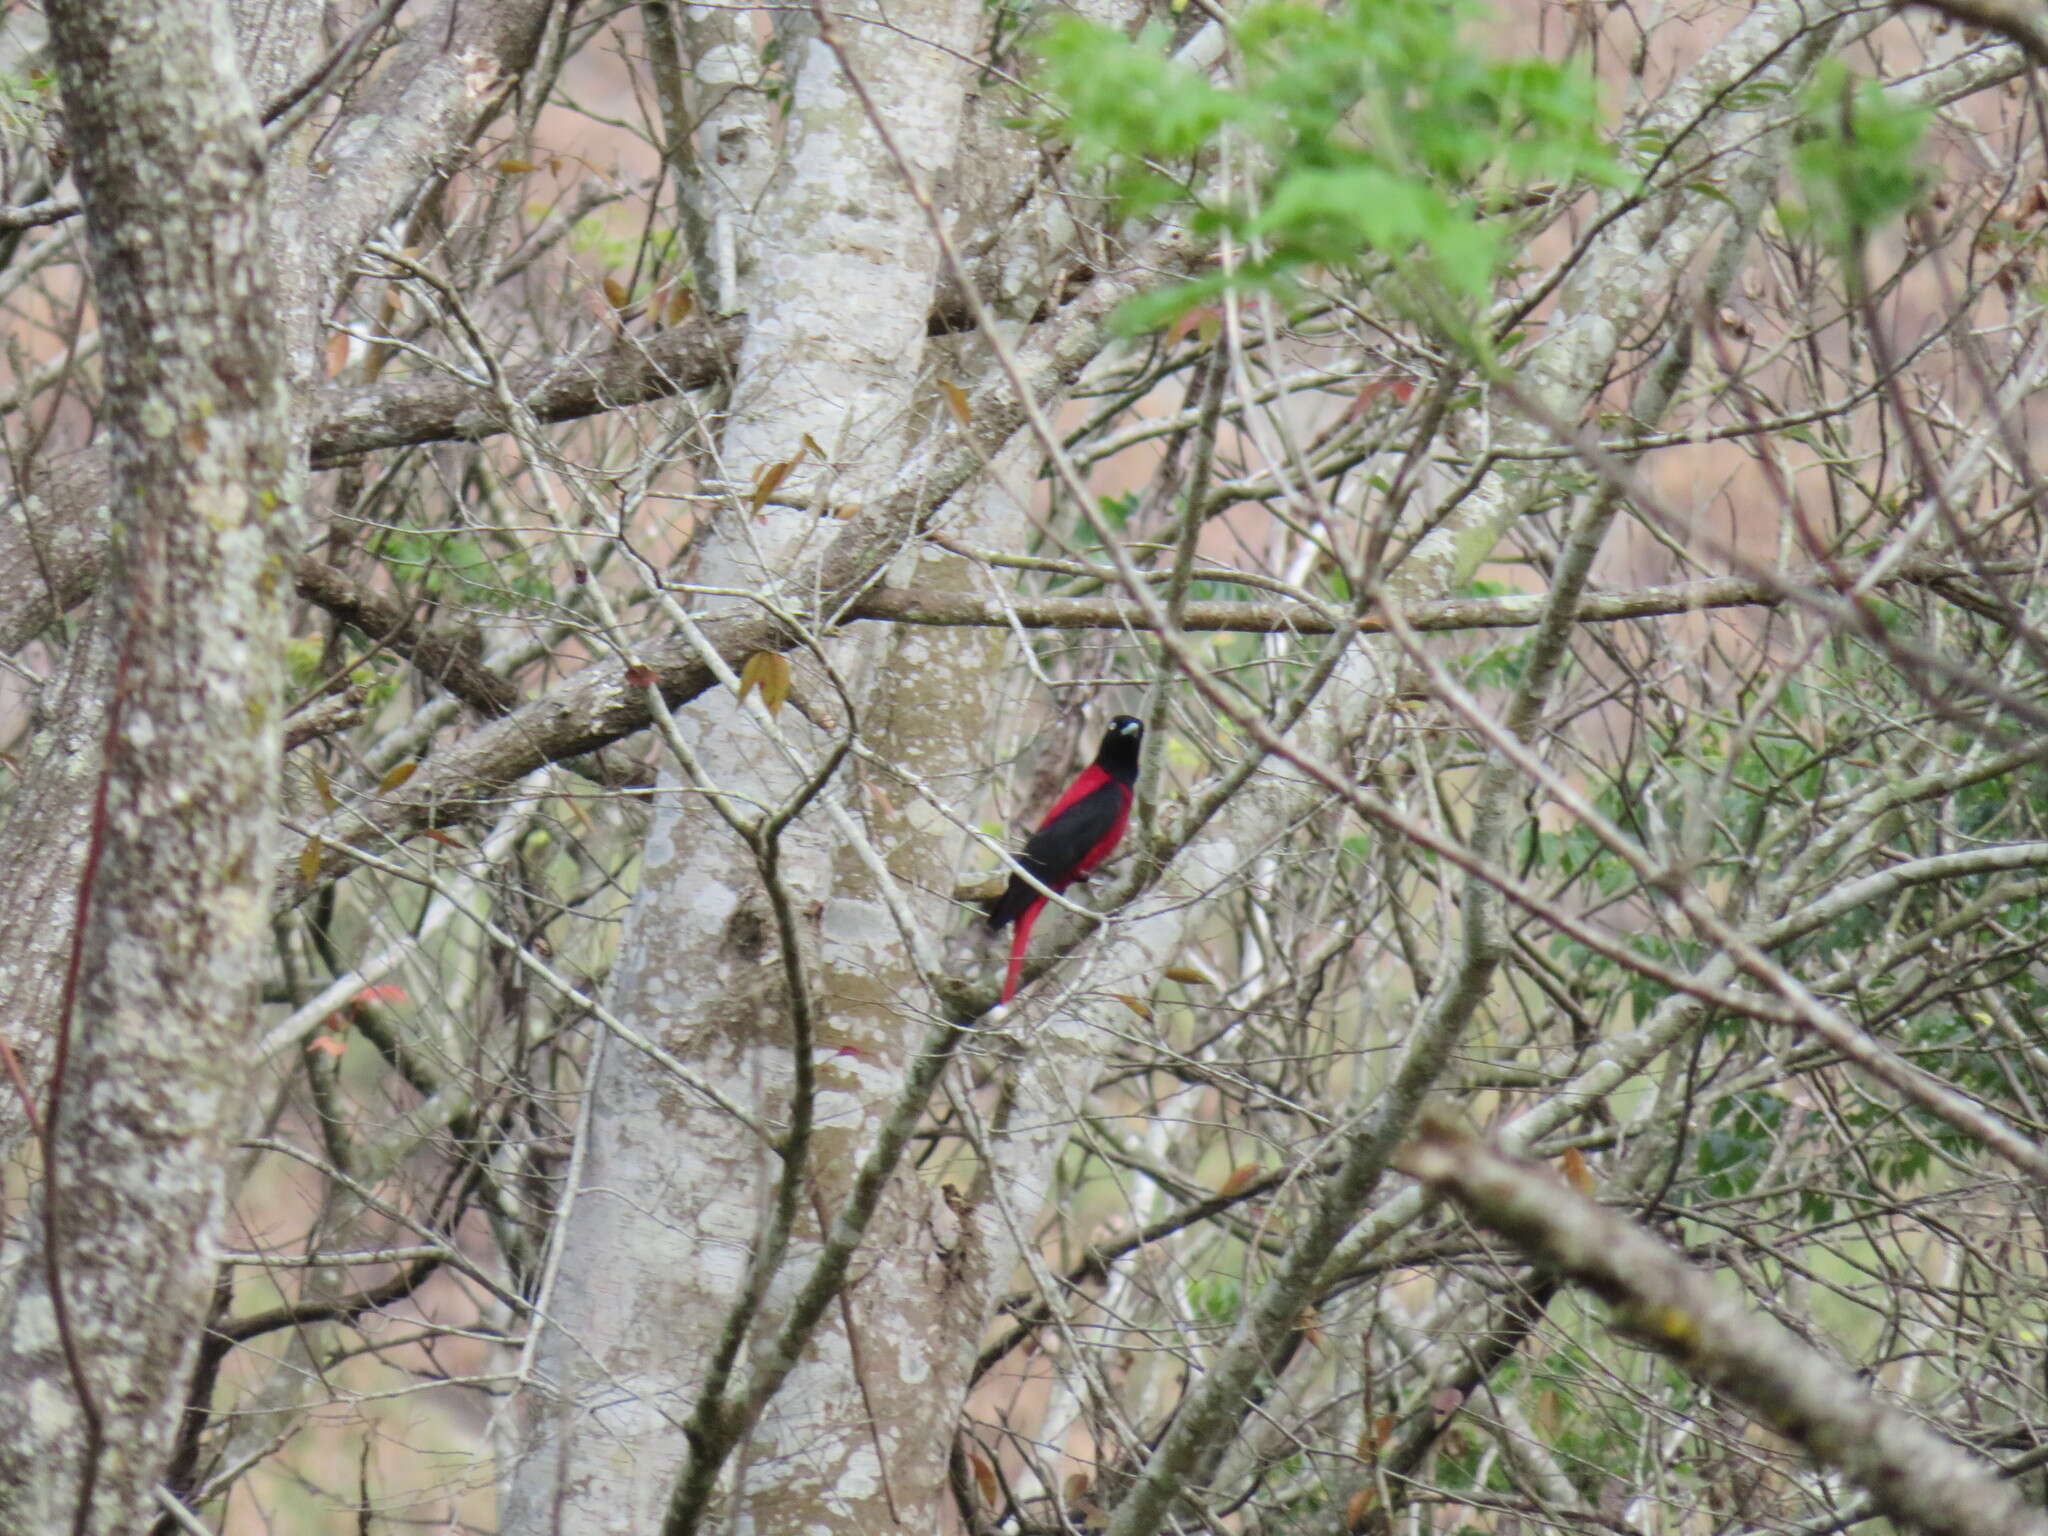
[4,0,2048,1533]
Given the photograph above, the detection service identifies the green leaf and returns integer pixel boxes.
[1791,61,1930,248]
[1030,0,1620,332]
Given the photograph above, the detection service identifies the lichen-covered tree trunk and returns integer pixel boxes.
[0,0,295,1528]
[0,0,323,1170]
[0,0,548,1170]
[501,1,1002,1527]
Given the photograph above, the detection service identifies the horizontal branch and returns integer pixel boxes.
[308,313,743,464]
[1398,1120,2048,1536]
[0,193,81,235]
[3,315,746,651]
[282,536,2020,893]
[850,556,2008,635]
[310,550,1993,730]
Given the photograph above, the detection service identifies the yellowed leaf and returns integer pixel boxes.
[323,330,351,378]
[299,835,324,884]
[939,378,972,427]
[602,275,631,311]
[737,651,792,717]
[311,763,337,811]
[1356,1414,1395,1459]
[800,432,827,461]
[749,458,794,515]
[1112,992,1154,1022]
[664,285,696,326]
[1345,1487,1377,1530]
[1063,1471,1092,1505]
[1164,963,1210,985]
[1215,1163,1262,1198]
[969,1451,999,1506]
[1301,1307,1325,1348]
[1561,1145,1594,1194]
[377,759,418,793]
[495,157,538,173]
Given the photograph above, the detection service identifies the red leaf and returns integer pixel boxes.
[1168,306,1221,348]
[1344,377,1417,421]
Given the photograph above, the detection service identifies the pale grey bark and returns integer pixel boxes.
[505,0,996,1525]
[0,0,294,1531]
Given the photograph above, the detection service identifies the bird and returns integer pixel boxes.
[986,715,1144,1003]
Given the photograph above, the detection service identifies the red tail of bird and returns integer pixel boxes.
[1001,900,1047,1002]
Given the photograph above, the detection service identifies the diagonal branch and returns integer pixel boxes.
[1398,1119,2048,1536]
[290,557,520,715]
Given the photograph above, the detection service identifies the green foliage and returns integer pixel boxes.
[1697,1090,1781,1199]
[0,66,52,138]
[373,528,558,611]
[1468,633,1534,688]
[283,635,399,712]
[1031,0,1620,334]
[569,217,679,275]
[1789,61,1930,251]
[1190,1271,1243,1323]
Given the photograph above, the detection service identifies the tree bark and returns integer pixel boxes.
[502,0,996,1526]
[0,0,295,1529]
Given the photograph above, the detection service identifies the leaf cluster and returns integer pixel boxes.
[1788,60,1932,251]
[1031,0,1621,331]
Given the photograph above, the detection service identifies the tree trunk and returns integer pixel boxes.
[0,0,294,1529]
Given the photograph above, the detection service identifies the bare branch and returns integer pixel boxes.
[307,314,744,464]
[1905,0,2048,68]
[291,555,520,715]
[1399,1120,2048,1536]
[853,557,2012,635]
